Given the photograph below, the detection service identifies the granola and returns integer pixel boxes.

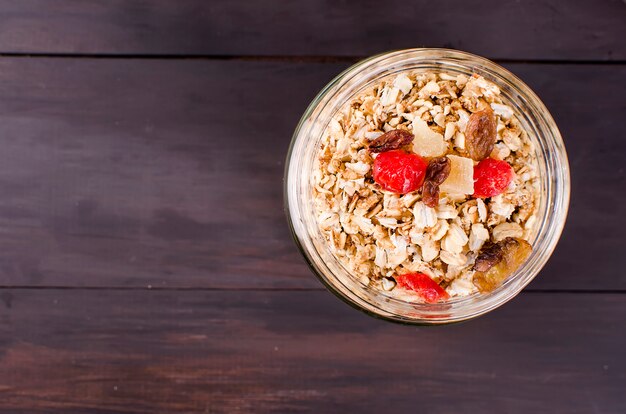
[313,71,540,302]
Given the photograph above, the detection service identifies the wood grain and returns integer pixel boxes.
[0,0,624,60]
[0,58,624,289]
[0,3,622,413]
[0,289,624,413]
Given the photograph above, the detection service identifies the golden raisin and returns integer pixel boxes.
[473,237,532,292]
[465,107,497,161]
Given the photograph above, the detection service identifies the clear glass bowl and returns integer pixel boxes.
[284,49,570,324]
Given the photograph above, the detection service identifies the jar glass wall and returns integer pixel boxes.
[284,49,570,324]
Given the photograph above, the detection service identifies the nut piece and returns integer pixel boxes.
[465,107,497,161]
[473,237,532,292]
[422,156,451,208]
[368,129,414,153]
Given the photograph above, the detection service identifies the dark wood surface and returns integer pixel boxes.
[0,1,624,413]
[0,59,623,290]
[1,290,625,413]
[0,0,624,60]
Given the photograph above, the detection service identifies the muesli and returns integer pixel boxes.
[313,71,539,303]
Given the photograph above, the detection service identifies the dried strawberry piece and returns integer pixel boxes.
[395,272,449,303]
[373,150,427,194]
[473,158,514,198]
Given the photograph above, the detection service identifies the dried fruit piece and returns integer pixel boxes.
[425,157,451,186]
[395,272,449,303]
[439,155,474,195]
[465,107,497,161]
[368,129,414,153]
[412,118,447,157]
[373,150,427,194]
[473,237,532,292]
[473,242,505,272]
[422,156,451,207]
[473,158,514,198]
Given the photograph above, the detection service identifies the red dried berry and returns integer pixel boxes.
[373,150,427,194]
[395,272,449,303]
[473,158,514,198]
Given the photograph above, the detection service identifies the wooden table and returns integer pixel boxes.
[0,1,624,412]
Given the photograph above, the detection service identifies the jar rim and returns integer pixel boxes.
[284,48,570,325]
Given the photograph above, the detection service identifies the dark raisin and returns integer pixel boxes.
[422,156,451,207]
[368,129,414,153]
[473,242,504,272]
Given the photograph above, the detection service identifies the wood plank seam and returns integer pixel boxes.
[0,287,624,294]
[0,53,625,65]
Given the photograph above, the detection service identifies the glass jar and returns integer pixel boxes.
[284,49,570,324]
